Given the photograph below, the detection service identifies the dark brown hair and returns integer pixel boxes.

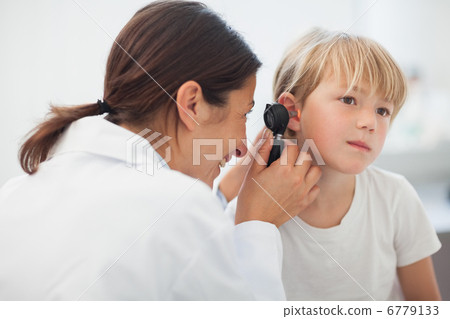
[20,0,261,174]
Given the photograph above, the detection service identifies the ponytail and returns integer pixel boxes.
[19,103,101,174]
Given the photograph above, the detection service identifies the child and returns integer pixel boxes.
[219,29,441,300]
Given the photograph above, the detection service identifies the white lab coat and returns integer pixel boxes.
[0,116,285,300]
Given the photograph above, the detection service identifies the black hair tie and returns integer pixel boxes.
[97,99,113,114]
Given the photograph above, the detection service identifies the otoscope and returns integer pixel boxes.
[263,103,300,166]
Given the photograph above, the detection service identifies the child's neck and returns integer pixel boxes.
[298,166,356,229]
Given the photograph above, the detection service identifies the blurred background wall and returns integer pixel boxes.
[1,0,449,299]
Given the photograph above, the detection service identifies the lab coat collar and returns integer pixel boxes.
[49,115,169,171]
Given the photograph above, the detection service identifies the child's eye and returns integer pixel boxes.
[339,96,356,105]
[376,107,391,117]
[245,109,253,118]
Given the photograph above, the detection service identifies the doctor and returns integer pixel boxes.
[0,1,321,300]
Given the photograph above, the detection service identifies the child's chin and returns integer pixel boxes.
[344,164,369,175]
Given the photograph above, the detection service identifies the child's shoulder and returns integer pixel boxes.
[360,166,418,201]
[362,165,408,185]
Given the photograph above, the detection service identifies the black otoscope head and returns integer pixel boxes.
[264,103,290,135]
[264,103,290,166]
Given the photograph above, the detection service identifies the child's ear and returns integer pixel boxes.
[278,92,301,132]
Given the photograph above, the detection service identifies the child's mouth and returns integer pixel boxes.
[347,141,371,152]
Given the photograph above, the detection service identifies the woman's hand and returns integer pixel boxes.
[235,130,322,227]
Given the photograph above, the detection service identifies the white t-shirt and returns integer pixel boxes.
[224,166,441,300]
[279,166,441,300]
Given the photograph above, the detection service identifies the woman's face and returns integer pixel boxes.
[194,75,256,187]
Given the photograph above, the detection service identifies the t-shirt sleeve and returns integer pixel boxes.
[393,176,442,267]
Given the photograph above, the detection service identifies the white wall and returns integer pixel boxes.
[1,0,450,186]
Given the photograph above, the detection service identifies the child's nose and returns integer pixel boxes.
[356,108,376,132]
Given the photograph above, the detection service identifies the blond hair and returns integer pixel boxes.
[274,28,407,131]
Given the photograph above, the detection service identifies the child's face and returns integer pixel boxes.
[298,73,394,174]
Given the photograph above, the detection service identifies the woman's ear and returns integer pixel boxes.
[278,92,301,132]
[176,81,209,131]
